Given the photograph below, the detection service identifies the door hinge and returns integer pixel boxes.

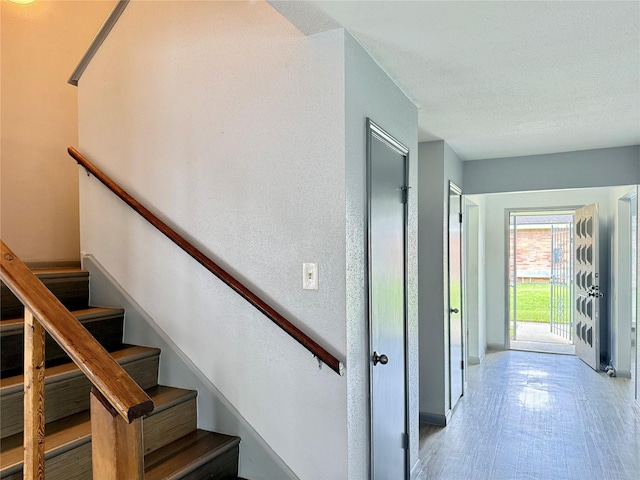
[402,433,409,450]
[401,186,411,204]
[461,360,465,370]
[459,212,463,223]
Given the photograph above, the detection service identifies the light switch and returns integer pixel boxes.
[303,263,318,290]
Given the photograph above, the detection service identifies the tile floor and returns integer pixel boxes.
[419,350,640,480]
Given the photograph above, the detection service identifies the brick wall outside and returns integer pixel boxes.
[509,227,555,283]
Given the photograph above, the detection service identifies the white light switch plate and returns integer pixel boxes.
[303,262,318,290]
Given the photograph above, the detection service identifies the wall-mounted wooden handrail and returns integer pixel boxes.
[68,146,344,375]
[0,241,154,422]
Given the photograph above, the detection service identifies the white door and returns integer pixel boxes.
[448,182,464,409]
[574,203,601,370]
[367,119,408,479]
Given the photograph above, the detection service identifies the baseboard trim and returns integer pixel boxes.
[410,458,425,480]
[609,361,632,378]
[419,411,447,426]
[487,343,507,351]
[82,254,299,480]
[468,355,481,365]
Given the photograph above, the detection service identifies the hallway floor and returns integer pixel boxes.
[419,350,640,480]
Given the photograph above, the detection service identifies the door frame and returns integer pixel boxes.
[504,206,582,349]
[464,198,481,366]
[447,181,465,409]
[635,190,639,401]
[365,118,410,479]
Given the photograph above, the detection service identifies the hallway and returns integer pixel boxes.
[419,350,640,480]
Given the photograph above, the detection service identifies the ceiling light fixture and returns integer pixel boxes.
[7,0,36,4]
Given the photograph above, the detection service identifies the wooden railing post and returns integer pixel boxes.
[24,308,46,480]
[90,388,144,480]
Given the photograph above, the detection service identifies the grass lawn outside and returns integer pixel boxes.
[510,283,568,323]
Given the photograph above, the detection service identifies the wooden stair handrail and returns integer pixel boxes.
[68,146,344,375]
[0,241,154,422]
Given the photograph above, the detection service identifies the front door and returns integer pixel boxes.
[367,119,408,480]
[574,203,601,370]
[448,182,464,410]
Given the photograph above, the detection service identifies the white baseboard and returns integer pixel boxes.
[419,411,447,426]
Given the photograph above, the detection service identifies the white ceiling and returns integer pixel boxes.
[270,1,640,160]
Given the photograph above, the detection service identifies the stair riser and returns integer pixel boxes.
[1,398,197,479]
[144,398,197,455]
[1,318,124,378]
[1,443,92,480]
[178,446,239,480]
[0,355,159,439]
[1,275,89,319]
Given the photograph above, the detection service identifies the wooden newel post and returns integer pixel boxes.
[24,308,46,480]
[90,388,144,480]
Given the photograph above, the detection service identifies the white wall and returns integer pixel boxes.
[464,145,640,195]
[78,2,347,478]
[344,32,419,478]
[418,140,463,420]
[464,196,486,365]
[0,0,115,263]
[481,188,619,359]
[609,185,637,376]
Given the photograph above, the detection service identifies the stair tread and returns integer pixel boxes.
[144,430,241,480]
[0,345,160,393]
[0,306,125,332]
[0,385,196,474]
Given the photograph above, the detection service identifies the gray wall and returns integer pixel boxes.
[464,145,640,194]
[418,140,463,421]
[344,32,420,479]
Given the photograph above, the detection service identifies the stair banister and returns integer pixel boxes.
[68,146,344,375]
[0,241,153,479]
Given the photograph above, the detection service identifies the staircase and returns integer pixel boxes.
[0,267,242,479]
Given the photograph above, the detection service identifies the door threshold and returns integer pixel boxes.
[510,340,575,355]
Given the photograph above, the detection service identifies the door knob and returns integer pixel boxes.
[373,351,389,366]
[450,308,459,314]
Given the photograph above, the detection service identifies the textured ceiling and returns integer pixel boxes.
[270,1,640,160]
